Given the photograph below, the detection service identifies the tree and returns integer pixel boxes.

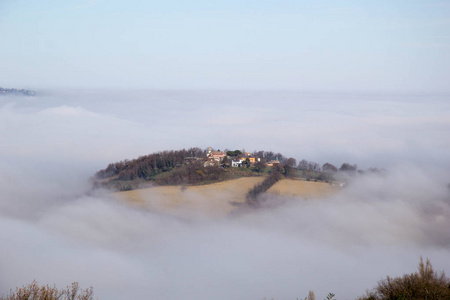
[253,161,266,173]
[275,152,285,163]
[358,257,450,300]
[243,157,251,168]
[246,170,283,205]
[263,151,275,161]
[339,163,357,173]
[307,161,321,172]
[298,159,309,170]
[226,150,242,157]
[283,158,297,177]
[187,147,205,157]
[322,163,338,173]
[271,162,284,173]
[222,156,231,167]
[285,157,297,168]
[252,150,265,159]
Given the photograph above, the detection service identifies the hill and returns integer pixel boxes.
[112,177,338,217]
[112,177,265,217]
[268,178,337,199]
[93,147,351,192]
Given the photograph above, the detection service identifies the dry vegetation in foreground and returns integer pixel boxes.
[357,257,450,300]
[264,258,449,300]
[1,281,93,300]
[2,259,448,299]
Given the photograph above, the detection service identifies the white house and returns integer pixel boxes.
[231,159,244,167]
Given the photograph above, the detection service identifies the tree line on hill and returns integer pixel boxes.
[246,170,283,206]
[153,162,228,186]
[95,148,206,181]
[94,147,376,191]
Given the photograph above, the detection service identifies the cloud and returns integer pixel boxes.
[2,168,450,299]
[1,90,450,299]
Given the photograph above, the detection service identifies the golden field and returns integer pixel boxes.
[112,177,265,218]
[267,178,337,199]
[112,177,338,217]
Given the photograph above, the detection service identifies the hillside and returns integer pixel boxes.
[93,147,354,192]
[112,177,265,217]
[94,147,267,191]
[112,177,338,217]
[268,178,337,199]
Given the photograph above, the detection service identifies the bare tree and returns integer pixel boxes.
[322,162,338,173]
[298,159,309,170]
[308,161,321,172]
[285,157,297,168]
[339,163,357,173]
[253,161,266,173]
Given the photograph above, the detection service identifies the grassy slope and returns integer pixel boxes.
[112,177,265,217]
[113,177,338,217]
[103,165,263,191]
[267,178,337,199]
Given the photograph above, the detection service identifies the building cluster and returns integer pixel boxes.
[204,147,279,168]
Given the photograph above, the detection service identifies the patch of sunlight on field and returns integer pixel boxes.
[267,179,338,199]
[112,177,265,218]
[113,178,340,218]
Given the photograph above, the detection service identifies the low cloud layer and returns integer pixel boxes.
[1,90,449,299]
[3,90,450,169]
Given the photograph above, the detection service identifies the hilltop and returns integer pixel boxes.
[93,147,353,216]
[112,177,337,218]
[93,146,368,192]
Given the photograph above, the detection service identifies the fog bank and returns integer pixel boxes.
[1,90,449,299]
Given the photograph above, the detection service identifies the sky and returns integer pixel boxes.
[1,0,450,91]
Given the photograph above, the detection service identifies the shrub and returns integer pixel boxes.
[1,281,93,300]
[358,257,450,300]
[246,171,283,205]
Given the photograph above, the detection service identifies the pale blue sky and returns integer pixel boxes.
[1,0,450,91]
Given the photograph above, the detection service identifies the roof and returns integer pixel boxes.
[210,151,225,157]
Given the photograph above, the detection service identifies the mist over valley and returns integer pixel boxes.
[1,90,449,299]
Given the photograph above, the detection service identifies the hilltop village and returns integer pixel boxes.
[94,147,364,191]
[203,147,279,168]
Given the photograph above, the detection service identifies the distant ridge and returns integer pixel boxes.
[0,87,36,96]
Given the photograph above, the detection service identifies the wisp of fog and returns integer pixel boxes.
[1,90,449,299]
